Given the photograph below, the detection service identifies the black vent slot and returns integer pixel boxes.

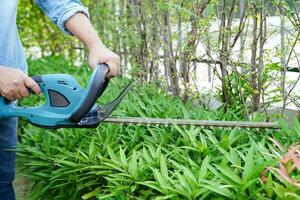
[48,90,70,107]
[57,80,68,85]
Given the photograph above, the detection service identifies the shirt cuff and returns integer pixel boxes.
[57,6,90,36]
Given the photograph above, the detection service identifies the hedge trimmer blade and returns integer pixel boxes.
[103,117,280,129]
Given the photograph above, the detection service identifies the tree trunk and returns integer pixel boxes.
[250,3,260,112]
[162,8,180,96]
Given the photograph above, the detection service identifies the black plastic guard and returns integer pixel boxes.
[70,64,109,123]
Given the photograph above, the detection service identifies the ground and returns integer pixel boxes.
[14,173,30,200]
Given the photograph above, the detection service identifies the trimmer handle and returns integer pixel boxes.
[2,76,41,104]
[70,64,110,122]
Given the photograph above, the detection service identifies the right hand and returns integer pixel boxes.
[0,66,41,101]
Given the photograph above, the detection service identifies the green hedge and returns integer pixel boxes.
[17,57,300,199]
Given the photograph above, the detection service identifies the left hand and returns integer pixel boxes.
[88,44,120,78]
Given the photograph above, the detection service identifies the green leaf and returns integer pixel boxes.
[160,155,168,180]
[183,166,198,187]
[202,181,233,198]
[89,138,95,159]
[107,146,118,162]
[153,169,168,191]
[242,146,255,182]
[142,147,152,164]
[138,181,163,194]
[129,150,138,176]
[199,156,209,179]
[119,147,128,167]
[266,174,273,198]
[81,188,101,199]
[214,164,243,185]
[176,171,192,195]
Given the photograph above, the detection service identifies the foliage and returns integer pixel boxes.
[17,57,300,199]
[17,0,80,59]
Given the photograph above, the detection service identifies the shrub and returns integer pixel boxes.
[17,57,300,199]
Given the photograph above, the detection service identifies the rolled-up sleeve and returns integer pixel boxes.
[35,0,90,35]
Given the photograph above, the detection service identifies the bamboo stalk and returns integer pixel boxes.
[104,117,279,129]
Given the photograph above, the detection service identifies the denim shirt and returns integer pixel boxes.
[0,0,89,73]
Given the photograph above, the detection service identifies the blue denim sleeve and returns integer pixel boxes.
[35,0,90,35]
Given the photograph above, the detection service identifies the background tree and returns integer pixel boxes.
[18,0,300,117]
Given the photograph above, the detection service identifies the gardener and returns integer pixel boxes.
[0,1,120,199]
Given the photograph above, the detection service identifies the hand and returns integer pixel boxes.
[88,44,120,78]
[0,66,41,101]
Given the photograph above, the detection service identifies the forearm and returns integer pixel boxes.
[65,13,104,49]
[64,12,120,77]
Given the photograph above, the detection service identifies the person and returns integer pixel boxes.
[0,1,120,199]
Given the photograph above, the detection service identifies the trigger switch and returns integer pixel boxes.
[27,88,34,94]
[3,98,11,105]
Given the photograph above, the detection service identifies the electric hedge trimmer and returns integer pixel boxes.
[0,64,279,129]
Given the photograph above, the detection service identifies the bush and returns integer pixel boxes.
[17,57,300,199]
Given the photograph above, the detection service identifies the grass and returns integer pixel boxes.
[16,56,300,200]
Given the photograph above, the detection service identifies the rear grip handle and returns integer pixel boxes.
[2,75,42,103]
[70,63,110,122]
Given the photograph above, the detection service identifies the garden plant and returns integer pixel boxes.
[14,0,300,199]
[16,57,300,199]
